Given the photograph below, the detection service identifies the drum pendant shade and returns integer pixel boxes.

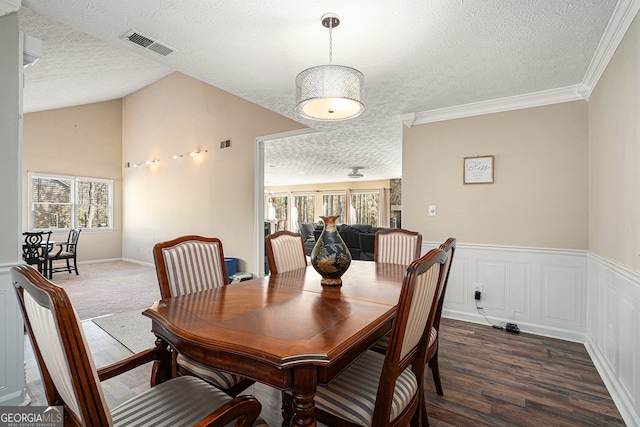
[295,13,364,121]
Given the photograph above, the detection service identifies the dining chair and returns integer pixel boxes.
[265,230,309,419]
[48,228,81,279]
[153,235,254,397]
[22,231,52,278]
[372,237,457,397]
[374,228,423,266]
[304,248,447,427]
[265,230,307,274]
[11,264,267,427]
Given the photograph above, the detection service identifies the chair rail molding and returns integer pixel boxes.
[423,241,639,426]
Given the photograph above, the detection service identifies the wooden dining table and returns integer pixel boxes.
[143,260,407,427]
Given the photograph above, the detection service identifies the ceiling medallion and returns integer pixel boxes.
[295,13,365,121]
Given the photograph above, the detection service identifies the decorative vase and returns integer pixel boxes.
[310,215,352,286]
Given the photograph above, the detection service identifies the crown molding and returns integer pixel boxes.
[400,85,587,127]
[582,0,640,96]
[401,0,640,127]
[0,0,20,16]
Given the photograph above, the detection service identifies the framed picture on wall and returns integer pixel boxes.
[463,155,494,184]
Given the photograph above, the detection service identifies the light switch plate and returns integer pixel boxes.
[428,205,436,216]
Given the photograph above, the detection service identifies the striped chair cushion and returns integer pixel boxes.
[314,351,418,426]
[270,234,306,273]
[177,354,248,391]
[112,376,269,427]
[162,240,226,296]
[377,233,420,266]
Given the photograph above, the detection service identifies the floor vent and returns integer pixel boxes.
[121,30,175,57]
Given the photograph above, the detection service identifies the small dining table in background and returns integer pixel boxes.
[143,260,407,427]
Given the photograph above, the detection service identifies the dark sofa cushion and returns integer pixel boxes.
[351,224,372,233]
[359,233,376,260]
[338,224,358,233]
[299,223,315,242]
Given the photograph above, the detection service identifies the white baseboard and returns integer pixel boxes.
[442,309,586,343]
[120,257,154,268]
[76,257,122,265]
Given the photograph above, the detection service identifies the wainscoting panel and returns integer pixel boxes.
[424,244,638,424]
[478,260,508,311]
[541,264,582,326]
[0,264,28,406]
[427,242,588,342]
[511,263,531,319]
[586,253,640,426]
[444,257,467,309]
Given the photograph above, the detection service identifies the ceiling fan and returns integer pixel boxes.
[347,167,364,178]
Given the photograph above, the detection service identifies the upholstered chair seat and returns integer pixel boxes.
[12,265,267,427]
[372,237,457,396]
[314,351,418,426]
[153,235,255,396]
[289,248,447,427]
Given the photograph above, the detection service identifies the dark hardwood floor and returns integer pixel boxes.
[25,316,624,426]
[423,320,624,426]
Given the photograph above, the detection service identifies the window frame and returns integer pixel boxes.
[322,193,347,224]
[28,172,114,232]
[350,191,380,227]
[293,194,316,230]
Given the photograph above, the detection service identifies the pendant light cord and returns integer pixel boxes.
[328,20,333,65]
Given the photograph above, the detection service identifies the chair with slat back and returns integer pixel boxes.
[265,230,308,274]
[301,248,447,427]
[48,228,81,279]
[11,264,268,427]
[153,235,255,397]
[22,231,52,278]
[374,228,423,266]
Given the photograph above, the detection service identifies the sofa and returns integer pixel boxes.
[301,223,386,260]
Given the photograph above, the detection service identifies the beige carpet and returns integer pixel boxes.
[50,261,161,320]
[91,310,156,353]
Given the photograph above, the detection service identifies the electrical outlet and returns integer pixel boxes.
[473,283,483,300]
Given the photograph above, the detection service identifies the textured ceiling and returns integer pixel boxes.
[17,0,621,185]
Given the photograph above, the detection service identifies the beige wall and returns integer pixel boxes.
[22,100,123,261]
[403,101,589,249]
[122,72,304,272]
[589,13,640,273]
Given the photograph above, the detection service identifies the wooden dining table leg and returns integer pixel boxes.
[290,366,317,427]
[150,337,172,387]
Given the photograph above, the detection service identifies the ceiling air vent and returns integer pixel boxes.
[121,30,176,57]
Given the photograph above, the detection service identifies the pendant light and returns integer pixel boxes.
[295,13,365,121]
